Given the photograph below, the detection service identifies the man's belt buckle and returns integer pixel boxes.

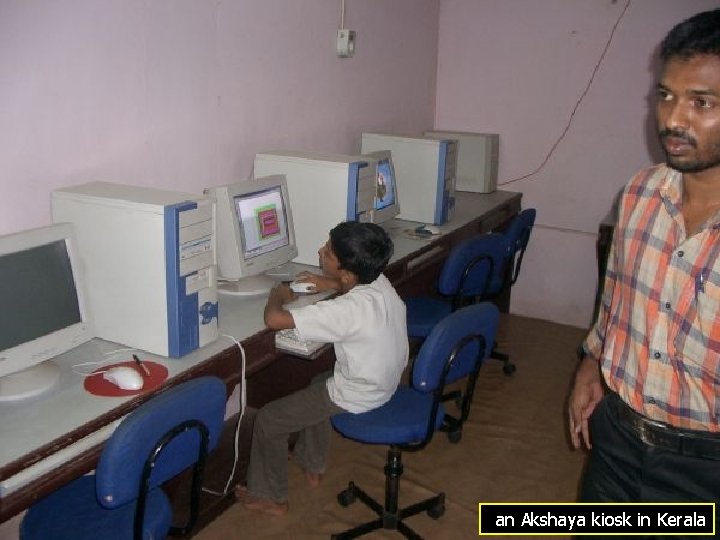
[637,417,674,448]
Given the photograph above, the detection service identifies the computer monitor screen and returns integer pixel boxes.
[205,175,299,296]
[0,223,93,401]
[366,151,400,224]
[236,185,290,260]
[375,157,396,210]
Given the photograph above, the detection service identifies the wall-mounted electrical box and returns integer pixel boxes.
[337,29,356,58]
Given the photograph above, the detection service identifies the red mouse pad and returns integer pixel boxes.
[84,360,168,397]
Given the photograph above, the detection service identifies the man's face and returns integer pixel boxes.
[656,54,720,174]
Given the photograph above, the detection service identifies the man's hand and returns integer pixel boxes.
[568,356,604,450]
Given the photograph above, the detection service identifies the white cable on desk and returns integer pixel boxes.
[70,347,141,376]
[202,334,246,497]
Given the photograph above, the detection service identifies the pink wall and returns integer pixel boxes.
[436,0,720,327]
[0,0,439,235]
[1,0,718,332]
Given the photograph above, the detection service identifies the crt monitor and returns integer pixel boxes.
[205,175,298,296]
[0,223,93,402]
[367,150,400,224]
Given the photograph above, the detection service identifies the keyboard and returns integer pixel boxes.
[274,329,326,357]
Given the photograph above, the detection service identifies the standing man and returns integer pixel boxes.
[569,6,720,516]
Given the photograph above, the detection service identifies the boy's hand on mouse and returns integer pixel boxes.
[294,271,340,293]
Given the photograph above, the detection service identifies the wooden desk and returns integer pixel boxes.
[0,190,521,529]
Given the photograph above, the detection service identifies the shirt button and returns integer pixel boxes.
[665,302,671,309]
[648,397,656,404]
[654,352,661,359]
[678,250,684,257]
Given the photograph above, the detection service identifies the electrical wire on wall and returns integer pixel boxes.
[498,0,632,187]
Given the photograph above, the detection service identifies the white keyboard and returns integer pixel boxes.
[275,329,325,357]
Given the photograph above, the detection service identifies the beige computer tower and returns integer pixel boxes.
[425,131,498,193]
[361,133,457,225]
[254,151,376,265]
[52,181,218,357]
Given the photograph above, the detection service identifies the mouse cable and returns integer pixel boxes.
[71,347,141,376]
[202,334,246,497]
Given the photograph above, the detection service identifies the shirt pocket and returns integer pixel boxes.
[680,278,720,363]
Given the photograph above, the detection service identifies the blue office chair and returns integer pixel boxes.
[20,376,227,540]
[405,233,507,339]
[503,208,536,288]
[405,208,536,377]
[404,234,507,443]
[488,208,536,369]
[330,303,500,539]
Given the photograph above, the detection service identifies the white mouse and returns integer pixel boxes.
[289,281,316,294]
[103,366,144,390]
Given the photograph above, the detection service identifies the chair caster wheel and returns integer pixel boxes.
[337,487,356,507]
[503,363,516,375]
[428,502,445,519]
[447,429,462,444]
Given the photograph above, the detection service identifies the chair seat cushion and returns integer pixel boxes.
[21,473,172,540]
[405,297,452,338]
[332,387,445,445]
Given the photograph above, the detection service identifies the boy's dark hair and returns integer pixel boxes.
[329,221,393,284]
[660,8,720,63]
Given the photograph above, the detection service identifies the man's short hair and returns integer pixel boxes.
[660,8,720,63]
[329,221,393,284]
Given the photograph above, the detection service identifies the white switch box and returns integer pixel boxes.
[337,29,356,58]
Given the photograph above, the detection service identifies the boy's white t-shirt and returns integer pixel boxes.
[289,274,408,413]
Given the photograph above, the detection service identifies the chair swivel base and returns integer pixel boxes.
[438,389,466,443]
[440,414,464,444]
[491,349,516,375]
[332,481,445,540]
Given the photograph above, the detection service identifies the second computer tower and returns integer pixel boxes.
[253,151,376,265]
[361,133,458,225]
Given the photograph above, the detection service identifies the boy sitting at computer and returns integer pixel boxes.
[236,221,409,516]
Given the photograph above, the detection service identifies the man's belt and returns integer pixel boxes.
[607,392,720,459]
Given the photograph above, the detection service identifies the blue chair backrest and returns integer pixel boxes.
[437,233,507,298]
[504,208,536,272]
[412,303,500,391]
[95,376,227,508]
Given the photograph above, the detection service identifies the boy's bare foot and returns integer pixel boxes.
[234,485,289,516]
[305,470,322,488]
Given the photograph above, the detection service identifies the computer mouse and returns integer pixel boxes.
[289,281,316,294]
[103,366,144,391]
[415,224,441,236]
